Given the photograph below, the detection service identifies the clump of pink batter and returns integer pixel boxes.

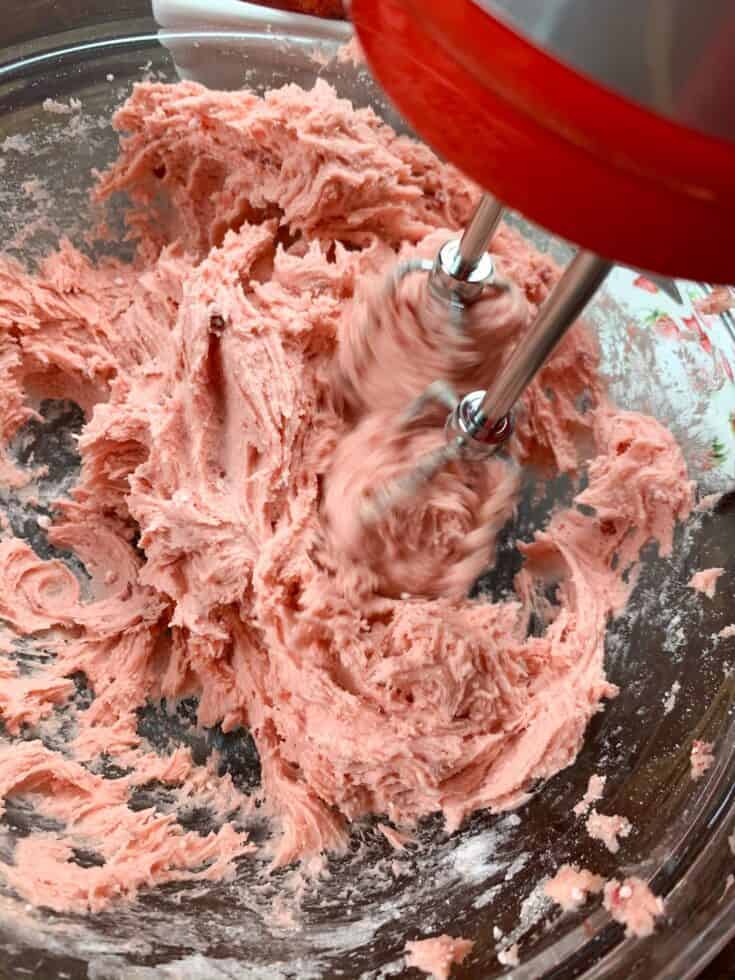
[545,864,604,911]
[603,877,664,938]
[573,774,606,816]
[0,78,694,915]
[688,567,724,599]
[405,934,474,980]
[585,810,632,855]
[691,740,714,781]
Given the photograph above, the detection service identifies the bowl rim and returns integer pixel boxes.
[0,17,733,980]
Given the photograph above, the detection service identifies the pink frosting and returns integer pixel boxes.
[573,773,606,816]
[585,810,632,854]
[377,823,414,850]
[545,863,605,911]
[603,877,664,938]
[691,740,714,781]
[688,567,724,599]
[0,79,695,913]
[0,742,250,913]
[405,934,474,980]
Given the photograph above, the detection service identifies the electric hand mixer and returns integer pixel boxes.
[340,0,735,518]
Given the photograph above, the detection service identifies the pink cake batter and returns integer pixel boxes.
[573,774,606,816]
[688,567,724,599]
[585,810,632,855]
[691,740,715,781]
[545,864,604,911]
[0,79,695,916]
[603,877,665,938]
[404,934,474,980]
[546,867,665,938]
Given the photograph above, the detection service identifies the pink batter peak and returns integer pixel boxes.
[0,79,695,914]
[405,934,474,980]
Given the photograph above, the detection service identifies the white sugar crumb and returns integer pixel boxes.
[515,882,552,935]
[473,883,501,910]
[662,680,681,714]
[504,853,528,881]
[662,615,687,655]
[43,98,72,115]
[310,44,333,68]
[106,73,115,82]
[571,887,584,902]
[2,133,32,153]
[337,35,365,67]
[717,624,735,641]
[21,179,52,208]
[619,885,632,899]
[493,926,503,941]
[450,831,503,884]
[42,97,82,115]
[497,944,519,967]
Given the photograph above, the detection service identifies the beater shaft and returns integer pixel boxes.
[460,250,612,446]
[428,194,506,308]
[453,194,504,280]
[361,250,612,525]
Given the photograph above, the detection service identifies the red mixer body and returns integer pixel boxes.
[351,0,735,283]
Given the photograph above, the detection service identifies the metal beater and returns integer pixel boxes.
[362,194,680,525]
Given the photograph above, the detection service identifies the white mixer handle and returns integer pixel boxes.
[153,0,351,38]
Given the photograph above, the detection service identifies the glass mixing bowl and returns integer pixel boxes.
[0,3,734,978]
